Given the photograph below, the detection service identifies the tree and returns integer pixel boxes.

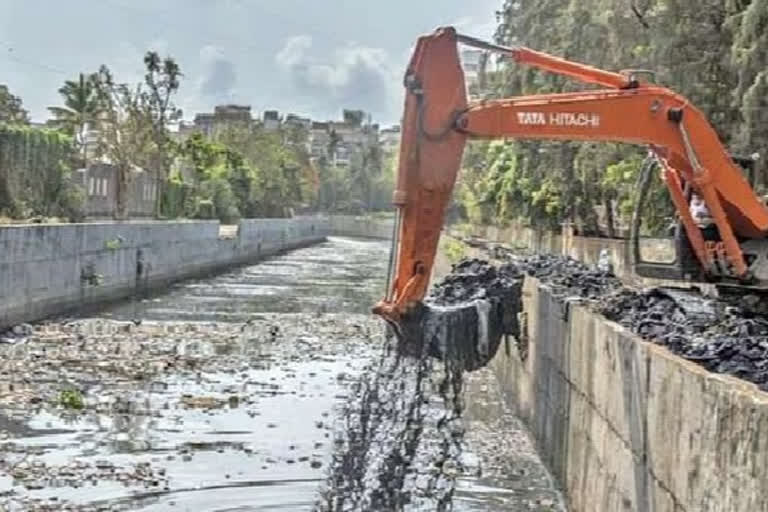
[141,51,183,216]
[0,85,29,124]
[730,0,768,187]
[48,72,103,166]
[93,65,154,219]
[455,0,759,235]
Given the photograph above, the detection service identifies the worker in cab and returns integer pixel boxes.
[689,193,720,242]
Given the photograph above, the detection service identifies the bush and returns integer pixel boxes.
[199,177,241,224]
[193,198,215,219]
[57,182,86,222]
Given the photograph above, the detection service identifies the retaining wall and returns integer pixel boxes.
[491,276,768,512]
[0,217,329,328]
[326,215,394,239]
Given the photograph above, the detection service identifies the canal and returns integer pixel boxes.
[0,236,563,511]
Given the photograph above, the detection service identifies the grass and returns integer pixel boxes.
[441,236,468,264]
[58,389,85,410]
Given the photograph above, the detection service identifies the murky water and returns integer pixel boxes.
[0,236,564,511]
[105,236,390,322]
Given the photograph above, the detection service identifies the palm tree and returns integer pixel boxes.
[48,73,103,165]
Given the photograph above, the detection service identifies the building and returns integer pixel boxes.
[263,110,280,131]
[309,122,330,160]
[192,113,215,137]
[285,113,312,130]
[70,163,156,219]
[178,106,382,170]
[461,49,485,99]
[214,104,252,124]
[380,125,401,155]
[172,105,255,140]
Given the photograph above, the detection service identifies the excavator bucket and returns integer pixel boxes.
[392,260,523,372]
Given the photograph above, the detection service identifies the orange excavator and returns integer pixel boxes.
[373,26,768,326]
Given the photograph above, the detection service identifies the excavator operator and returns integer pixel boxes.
[690,193,720,242]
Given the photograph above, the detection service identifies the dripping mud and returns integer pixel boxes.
[316,260,540,511]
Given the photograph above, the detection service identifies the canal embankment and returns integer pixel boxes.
[0,218,329,329]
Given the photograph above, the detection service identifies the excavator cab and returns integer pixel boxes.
[631,153,768,287]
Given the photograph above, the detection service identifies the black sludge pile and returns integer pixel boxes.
[495,251,768,391]
[601,287,768,389]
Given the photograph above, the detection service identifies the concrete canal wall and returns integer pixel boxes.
[326,215,394,239]
[493,276,768,512]
[0,218,329,328]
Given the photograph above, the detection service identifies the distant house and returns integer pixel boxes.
[285,113,312,130]
[461,49,483,98]
[263,110,281,131]
[214,104,252,124]
[193,113,215,137]
[309,122,330,160]
[380,125,401,155]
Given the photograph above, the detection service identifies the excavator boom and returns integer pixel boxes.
[373,26,768,324]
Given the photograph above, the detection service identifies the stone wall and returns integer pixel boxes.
[490,276,768,512]
[0,217,328,328]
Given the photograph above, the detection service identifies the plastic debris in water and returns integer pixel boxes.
[597,248,613,274]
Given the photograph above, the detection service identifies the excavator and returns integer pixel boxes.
[372,26,768,329]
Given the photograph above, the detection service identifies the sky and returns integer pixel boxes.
[0,0,500,126]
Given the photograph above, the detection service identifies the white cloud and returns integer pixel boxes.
[275,35,400,122]
[198,44,237,103]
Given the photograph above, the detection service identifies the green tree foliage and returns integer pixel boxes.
[216,125,307,217]
[0,124,83,220]
[171,133,244,222]
[0,85,29,124]
[457,0,766,236]
[141,51,183,215]
[168,127,320,222]
[92,65,155,219]
[47,73,103,165]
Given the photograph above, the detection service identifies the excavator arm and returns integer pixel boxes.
[372,26,768,324]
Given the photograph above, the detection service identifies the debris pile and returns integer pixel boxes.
[489,250,768,391]
[601,287,768,389]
